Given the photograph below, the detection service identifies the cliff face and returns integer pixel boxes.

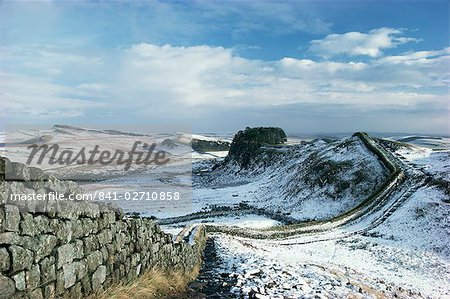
[191,139,230,153]
[0,157,206,298]
[224,127,287,168]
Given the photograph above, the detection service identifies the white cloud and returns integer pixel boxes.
[0,43,448,133]
[378,47,450,65]
[111,43,448,110]
[0,72,106,119]
[309,28,418,58]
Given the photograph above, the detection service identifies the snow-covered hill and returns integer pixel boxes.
[3,126,449,298]
[194,136,388,221]
[189,135,450,299]
[187,135,450,299]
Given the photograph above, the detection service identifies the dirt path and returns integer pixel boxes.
[188,237,237,298]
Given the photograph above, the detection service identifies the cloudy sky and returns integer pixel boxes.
[0,0,449,134]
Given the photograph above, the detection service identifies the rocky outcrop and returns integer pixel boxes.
[0,157,206,298]
[191,139,230,153]
[224,127,287,168]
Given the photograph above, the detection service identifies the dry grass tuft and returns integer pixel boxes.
[90,266,200,299]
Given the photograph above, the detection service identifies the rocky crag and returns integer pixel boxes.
[190,139,230,153]
[223,127,287,168]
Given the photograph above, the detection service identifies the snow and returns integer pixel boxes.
[209,184,450,298]
[212,234,436,298]
[392,136,450,150]
[194,136,388,221]
[161,214,281,236]
[370,186,449,256]
[2,127,449,298]
[2,126,194,216]
[396,145,450,181]
[198,137,450,298]
[191,150,229,160]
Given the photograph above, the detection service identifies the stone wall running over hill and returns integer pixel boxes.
[0,157,206,299]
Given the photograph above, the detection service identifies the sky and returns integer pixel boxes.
[0,0,449,134]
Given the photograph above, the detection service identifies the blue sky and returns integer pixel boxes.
[0,0,449,134]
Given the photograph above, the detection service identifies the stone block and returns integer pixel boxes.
[74,260,87,280]
[62,263,76,289]
[51,220,73,244]
[25,264,40,290]
[12,271,25,291]
[0,274,16,298]
[74,239,84,259]
[97,229,112,245]
[28,288,43,299]
[9,245,33,272]
[91,265,106,291]
[5,161,30,181]
[4,205,20,232]
[0,247,11,272]
[57,243,75,268]
[81,275,91,294]
[86,251,103,272]
[43,283,55,298]
[39,256,56,284]
[34,234,58,262]
[83,235,99,255]
[81,219,95,236]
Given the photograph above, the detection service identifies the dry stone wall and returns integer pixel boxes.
[0,157,206,299]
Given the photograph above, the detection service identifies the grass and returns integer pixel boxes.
[90,226,207,299]
[89,266,201,299]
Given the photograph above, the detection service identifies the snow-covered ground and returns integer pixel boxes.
[200,137,450,299]
[213,226,449,298]
[161,214,281,236]
[2,127,449,298]
[192,150,229,160]
[208,182,450,298]
[396,145,450,181]
[391,135,450,150]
